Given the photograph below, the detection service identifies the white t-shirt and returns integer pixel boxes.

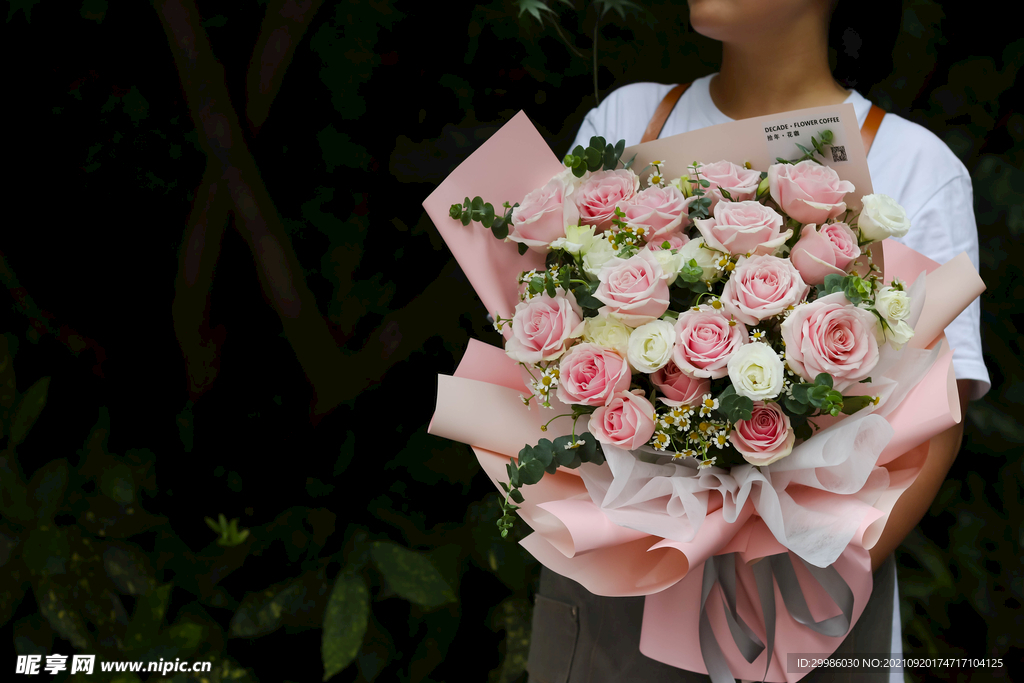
[568,74,992,680]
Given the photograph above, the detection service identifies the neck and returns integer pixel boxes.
[709,16,849,120]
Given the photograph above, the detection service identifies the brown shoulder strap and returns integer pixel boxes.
[861,104,886,155]
[641,83,691,144]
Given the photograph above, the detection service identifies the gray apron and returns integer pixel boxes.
[527,552,897,683]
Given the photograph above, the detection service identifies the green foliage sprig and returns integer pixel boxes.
[776,129,835,165]
[497,429,604,538]
[563,136,634,177]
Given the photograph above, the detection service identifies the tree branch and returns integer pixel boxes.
[245,0,324,135]
[156,0,347,418]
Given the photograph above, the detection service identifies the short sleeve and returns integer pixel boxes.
[566,83,677,156]
[895,172,991,400]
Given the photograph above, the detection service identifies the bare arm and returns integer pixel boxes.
[867,379,974,572]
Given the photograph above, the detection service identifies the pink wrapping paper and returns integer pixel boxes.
[423,112,986,681]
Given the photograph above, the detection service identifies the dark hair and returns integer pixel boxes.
[828,2,903,90]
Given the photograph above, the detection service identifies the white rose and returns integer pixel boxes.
[727,342,785,400]
[858,194,910,242]
[676,237,723,283]
[627,319,676,373]
[550,224,598,255]
[885,319,915,351]
[874,286,911,324]
[582,237,621,279]
[650,248,684,285]
[582,311,633,357]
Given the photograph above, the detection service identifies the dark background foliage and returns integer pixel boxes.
[1,1,1020,682]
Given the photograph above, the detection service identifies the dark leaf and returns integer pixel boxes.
[9,376,50,447]
[229,577,307,638]
[103,542,157,596]
[370,541,456,608]
[321,573,369,680]
[517,457,545,485]
[124,583,172,652]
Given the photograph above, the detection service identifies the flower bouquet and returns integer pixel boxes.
[424,109,983,682]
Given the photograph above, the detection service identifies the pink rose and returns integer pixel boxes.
[505,291,585,364]
[780,293,880,391]
[672,309,748,379]
[576,169,640,231]
[615,185,695,244]
[693,200,792,256]
[589,390,657,449]
[556,343,632,406]
[694,160,762,209]
[789,222,861,285]
[768,160,855,225]
[593,249,671,326]
[509,175,581,252]
[729,401,795,466]
[651,359,711,407]
[721,254,810,325]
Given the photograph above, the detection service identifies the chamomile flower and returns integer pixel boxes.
[750,329,766,342]
[699,394,719,417]
[651,431,672,451]
[698,456,717,469]
[712,430,729,449]
[648,173,664,188]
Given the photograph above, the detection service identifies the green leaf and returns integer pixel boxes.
[814,373,833,389]
[8,376,49,447]
[623,153,637,170]
[516,0,559,24]
[33,578,91,650]
[509,489,525,504]
[124,583,172,652]
[595,0,642,19]
[102,542,157,596]
[790,383,811,404]
[841,395,875,415]
[229,578,306,638]
[518,457,545,485]
[507,459,521,488]
[165,620,205,658]
[807,384,832,408]
[613,139,625,160]
[784,395,810,415]
[793,418,813,441]
[29,459,68,524]
[527,441,553,469]
[371,541,456,608]
[821,273,845,295]
[589,135,607,150]
[680,258,703,283]
[321,574,369,681]
[577,432,604,465]
[585,145,603,170]
[22,527,70,577]
[517,242,529,255]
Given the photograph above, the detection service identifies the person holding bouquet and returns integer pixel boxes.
[525,1,990,682]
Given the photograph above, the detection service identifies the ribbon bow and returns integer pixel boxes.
[699,552,856,683]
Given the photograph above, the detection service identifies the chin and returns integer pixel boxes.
[688,0,818,43]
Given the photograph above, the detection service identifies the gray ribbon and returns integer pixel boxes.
[698,552,855,683]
